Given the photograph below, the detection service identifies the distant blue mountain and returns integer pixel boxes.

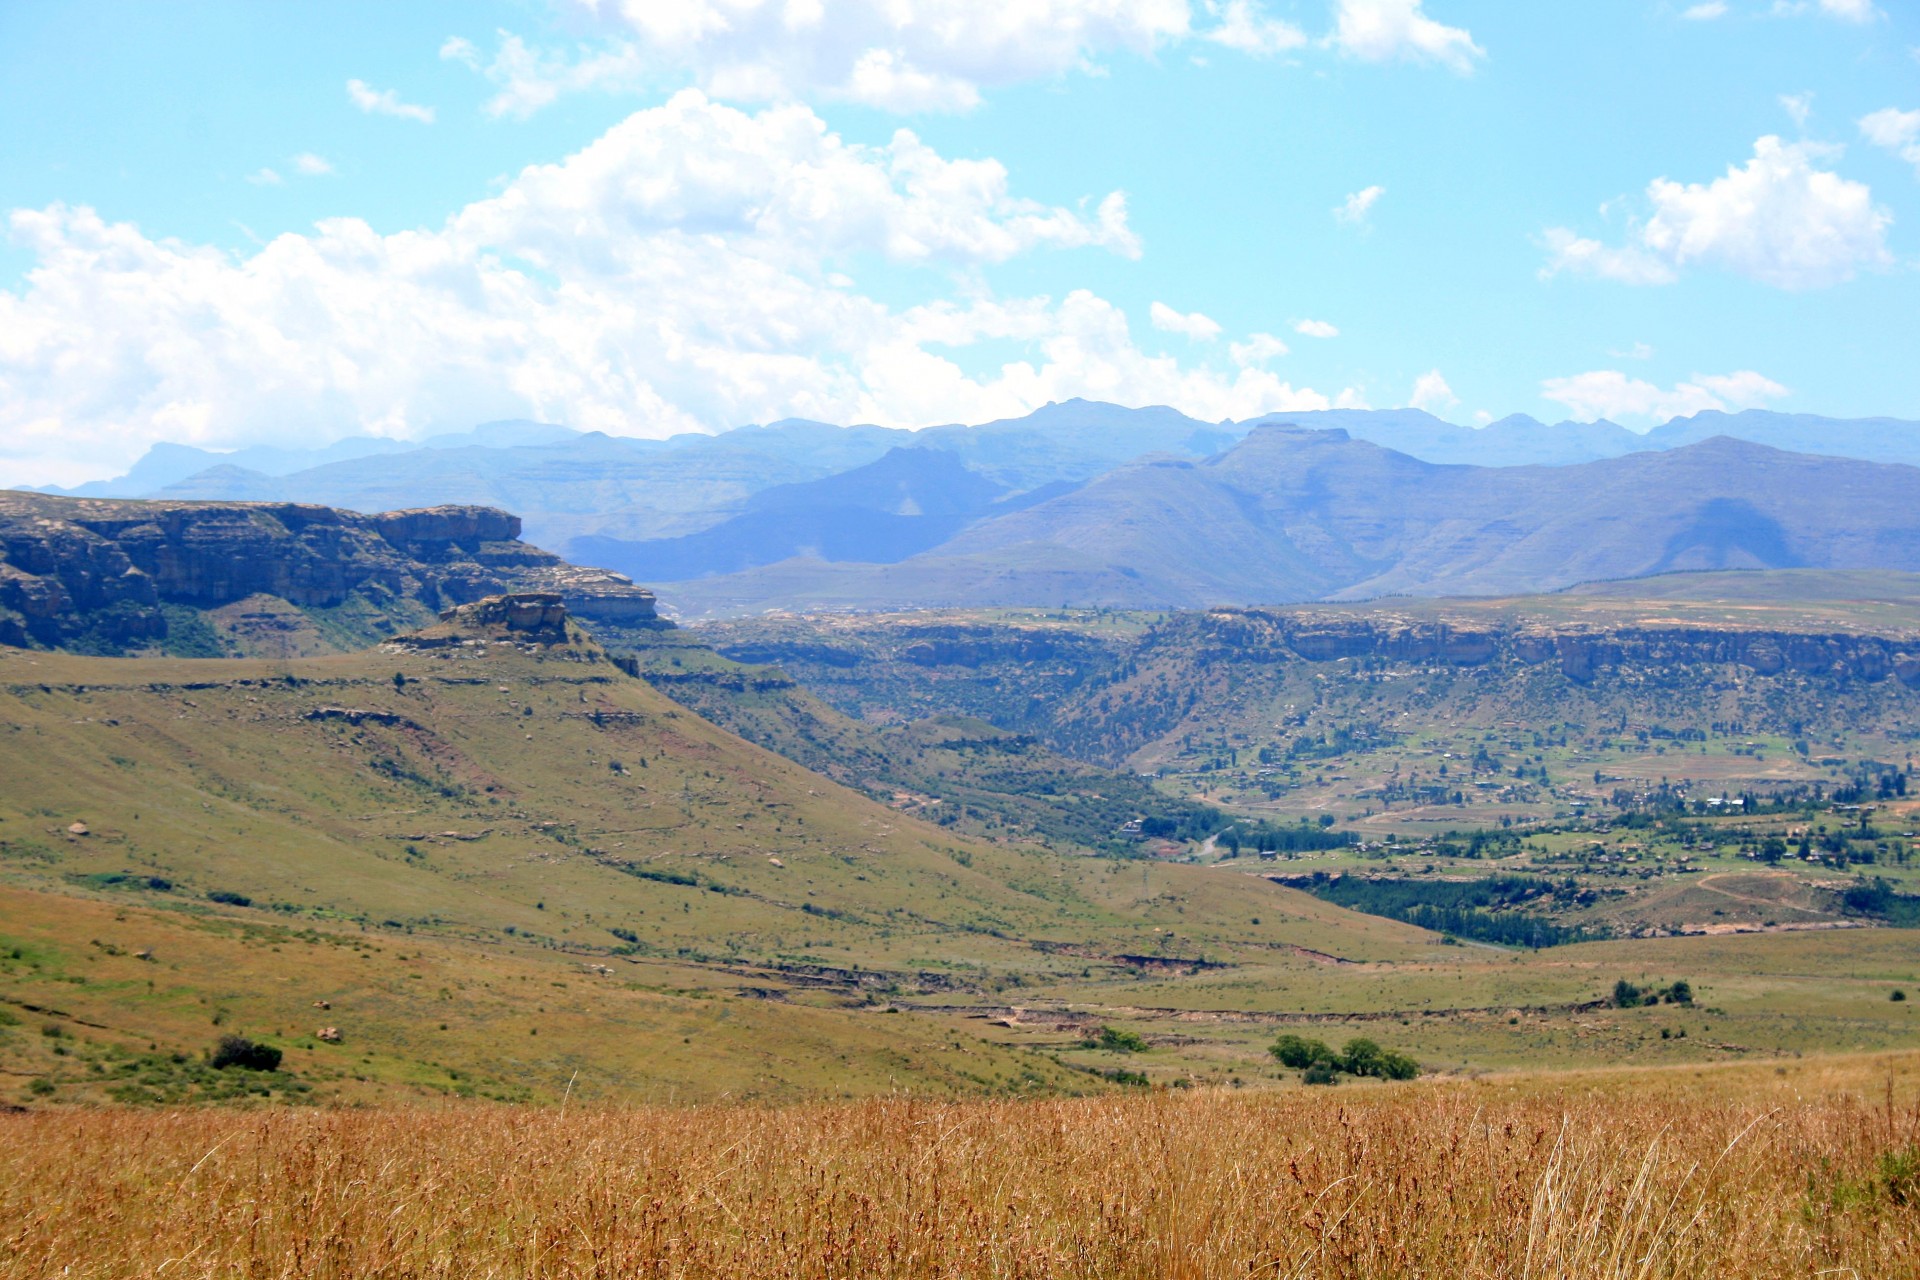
[571,446,1061,581]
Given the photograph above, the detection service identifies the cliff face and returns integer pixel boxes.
[0,493,658,653]
[1188,609,1920,688]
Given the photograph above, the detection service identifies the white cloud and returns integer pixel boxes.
[347,79,437,124]
[445,1,1471,120]
[1538,228,1677,285]
[245,168,284,187]
[1609,341,1655,360]
[1408,368,1457,412]
[1681,2,1728,18]
[1779,91,1813,128]
[1335,184,1385,225]
[449,31,652,119]
[292,153,336,177]
[1860,106,1920,175]
[0,93,1342,486]
[1539,368,1790,422]
[1150,301,1222,341]
[1293,318,1339,338]
[1541,136,1891,290]
[1203,0,1308,56]
[1229,332,1290,366]
[449,1,1196,117]
[1773,0,1879,21]
[1328,0,1484,74]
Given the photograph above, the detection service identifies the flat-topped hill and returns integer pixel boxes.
[0,492,657,656]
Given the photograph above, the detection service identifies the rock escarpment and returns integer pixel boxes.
[1186,609,1920,688]
[0,493,659,653]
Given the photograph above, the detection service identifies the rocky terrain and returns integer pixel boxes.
[0,493,659,656]
[690,576,1920,782]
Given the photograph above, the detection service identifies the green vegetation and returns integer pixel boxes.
[1270,1033,1419,1082]
[1284,873,1604,948]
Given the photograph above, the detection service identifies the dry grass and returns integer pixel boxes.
[6,1060,1920,1279]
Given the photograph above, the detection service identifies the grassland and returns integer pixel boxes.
[6,1052,1920,1278]
[8,606,1920,1106]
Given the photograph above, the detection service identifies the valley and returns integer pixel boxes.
[7,564,1920,1109]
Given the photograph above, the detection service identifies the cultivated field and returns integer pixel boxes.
[5,1053,1920,1278]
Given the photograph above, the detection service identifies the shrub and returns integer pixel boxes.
[1894,990,1908,1003]
[1091,1026,1150,1054]
[1340,1038,1420,1081]
[206,890,251,907]
[1270,1034,1334,1069]
[1301,1059,1339,1085]
[1613,979,1644,1008]
[209,1036,281,1072]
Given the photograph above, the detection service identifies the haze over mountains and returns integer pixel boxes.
[21,400,1920,617]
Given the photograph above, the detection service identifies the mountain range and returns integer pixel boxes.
[658,427,1920,615]
[19,400,1920,617]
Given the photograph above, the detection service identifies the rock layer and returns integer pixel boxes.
[0,493,657,652]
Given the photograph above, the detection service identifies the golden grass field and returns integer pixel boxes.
[5,1053,1920,1279]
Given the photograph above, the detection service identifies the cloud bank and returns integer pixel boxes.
[0,93,1346,485]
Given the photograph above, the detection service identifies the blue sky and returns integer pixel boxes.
[1,0,1916,485]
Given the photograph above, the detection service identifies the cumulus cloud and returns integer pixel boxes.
[443,0,1475,119]
[1328,0,1483,74]
[1293,318,1339,338]
[1681,2,1728,18]
[1203,0,1308,55]
[347,79,436,123]
[0,93,1342,486]
[1541,136,1891,290]
[1539,369,1790,422]
[292,153,336,177]
[245,168,284,187]
[446,1,1193,117]
[1150,301,1222,341]
[1779,92,1813,128]
[1860,106,1920,175]
[1335,184,1385,225]
[1408,369,1457,412]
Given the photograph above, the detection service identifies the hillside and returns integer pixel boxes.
[0,595,1459,1106]
[0,492,658,657]
[657,429,1920,615]
[13,592,1920,1110]
[693,574,1920,804]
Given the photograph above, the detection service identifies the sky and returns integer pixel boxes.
[1,0,1917,486]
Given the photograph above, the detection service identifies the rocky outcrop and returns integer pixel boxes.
[439,592,571,640]
[1187,608,1920,688]
[0,493,658,653]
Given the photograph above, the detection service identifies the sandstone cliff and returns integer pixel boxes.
[0,493,659,654]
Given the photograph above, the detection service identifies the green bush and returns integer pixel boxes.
[1339,1038,1419,1081]
[1091,1026,1150,1054]
[208,1035,281,1072]
[1301,1059,1339,1085]
[1270,1033,1334,1069]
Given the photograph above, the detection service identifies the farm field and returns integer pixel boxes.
[5,1051,1920,1278]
